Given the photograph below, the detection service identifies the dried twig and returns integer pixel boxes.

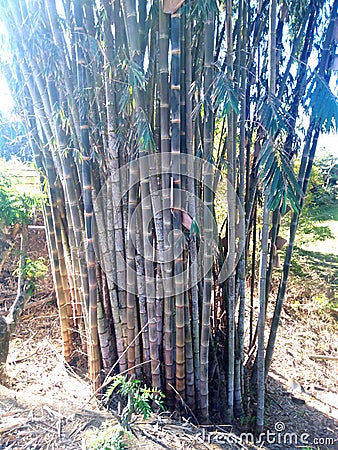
[308,354,338,361]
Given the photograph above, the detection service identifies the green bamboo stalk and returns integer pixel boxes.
[120,0,162,389]
[45,0,79,137]
[14,56,77,361]
[255,196,269,433]
[17,23,90,337]
[283,5,319,157]
[135,214,151,380]
[98,267,117,374]
[139,160,161,388]
[93,178,127,370]
[126,172,138,372]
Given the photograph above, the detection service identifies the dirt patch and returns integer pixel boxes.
[0,384,108,449]
[1,303,338,449]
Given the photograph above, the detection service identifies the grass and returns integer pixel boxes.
[287,200,338,314]
[300,219,338,254]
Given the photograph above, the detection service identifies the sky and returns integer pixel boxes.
[317,132,338,155]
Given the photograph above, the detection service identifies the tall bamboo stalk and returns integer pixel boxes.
[159,4,175,406]
[74,1,100,389]
[256,0,277,432]
[199,4,215,422]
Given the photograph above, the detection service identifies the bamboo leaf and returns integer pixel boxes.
[190,218,200,239]
[268,166,282,198]
[280,190,288,215]
[307,73,338,132]
[267,168,283,211]
[258,140,274,168]
[286,185,301,214]
[259,93,293,136]
[261,152,277,185]
[135,109,155,154]
[280,152,304,199]
[211,64,240,116]
[129,60,147,91]
[258,140,304,212]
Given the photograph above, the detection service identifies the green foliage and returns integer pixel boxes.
[321,155,338,189]
[313,293,338,314]
[13,256,48,294]
[287,0,308,40]
[0,114,32,161]
[105,375,165,427]
[0,174,36,226]
[307,153,338,208]
[14,256,48,284]
[259,93,293,136]
[134,109,155,154]
[0,158,42,227]
[298,153,338,228]
[88,376,165,450]
[87,423,131,450]
[307,74,338,133]
[258,139,303,213]
[117,58,146,115]
[211,64,240,116]
[297,222,334,243]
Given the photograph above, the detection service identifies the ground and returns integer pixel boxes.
[0,221,337,450]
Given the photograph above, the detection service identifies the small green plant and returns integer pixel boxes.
[87,376,165,450]
[87,423,131,450]
[13,256,48,295]
[290,300,301,311]
[105,375,165,429]
[314,293,338,314]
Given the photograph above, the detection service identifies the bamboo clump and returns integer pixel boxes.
[1,0,337,426]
